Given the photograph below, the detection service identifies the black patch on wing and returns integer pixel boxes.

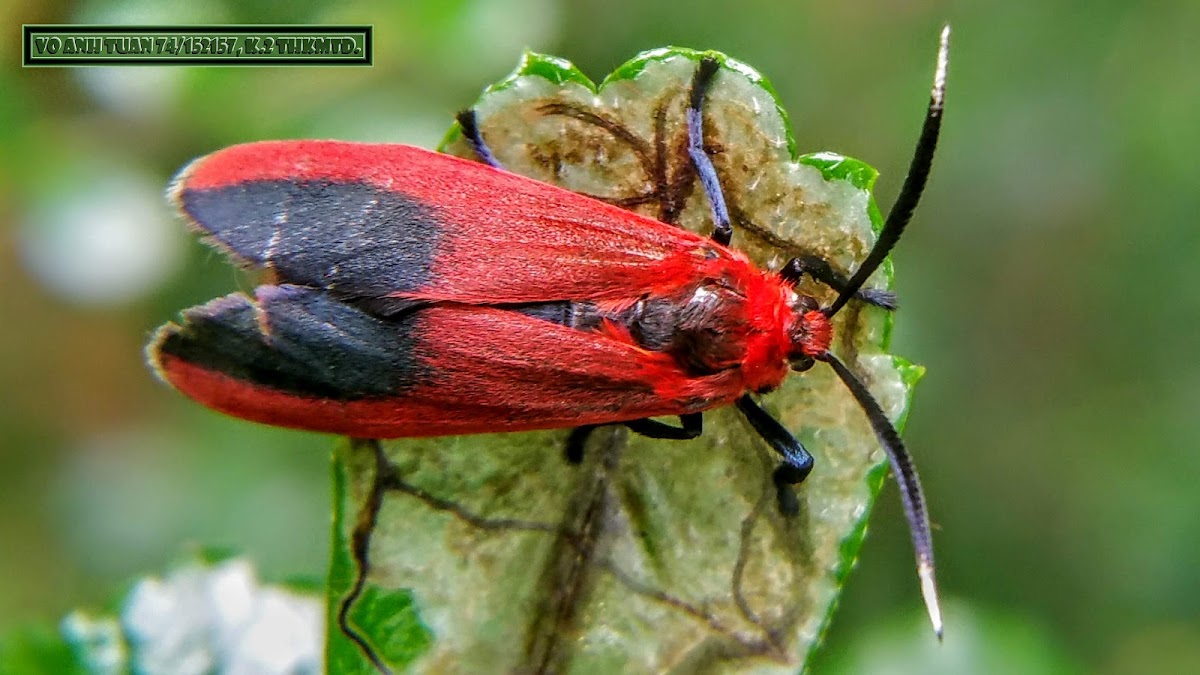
[157,285,430,399]
[178,179,440,298]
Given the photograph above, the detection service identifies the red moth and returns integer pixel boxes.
[149,30,950,638]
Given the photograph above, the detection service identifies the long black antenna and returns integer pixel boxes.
[819,352,942,639]
[825,24,949,318]
[814,26,950,639]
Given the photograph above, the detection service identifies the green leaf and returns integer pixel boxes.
[328,47,921,672]
[327,447,433,674]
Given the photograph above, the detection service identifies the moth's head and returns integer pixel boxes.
[787,294,830,372]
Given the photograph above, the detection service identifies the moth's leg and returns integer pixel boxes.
[456,109,505,170]
[686,57,734,247]
[735,395,814,516]
[564,425,598,465]
[688,60,895,311]
[625,412,703,440]
[781,254,899,310]
[563,414,702,465]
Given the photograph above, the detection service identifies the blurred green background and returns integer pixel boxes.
[3,0,1198,672]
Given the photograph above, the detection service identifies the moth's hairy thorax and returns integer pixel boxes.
[618,281,755,376]
[518,271,795,393]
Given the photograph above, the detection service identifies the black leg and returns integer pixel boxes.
[734,395,814,516]
[686,59,897,313]
[455,109,505,170]
[781,255,899,310]
[625,412,703,440]
[686,57,733,246]
[564,425,598,464]
[564,414,702,464]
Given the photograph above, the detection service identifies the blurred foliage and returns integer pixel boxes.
[2,0,1199,673]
